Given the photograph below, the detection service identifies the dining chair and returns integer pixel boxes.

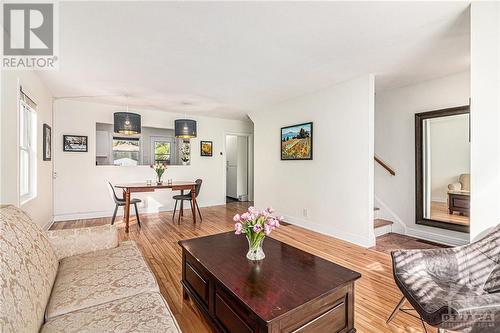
[108,182,141,227]
[172,179,203,224]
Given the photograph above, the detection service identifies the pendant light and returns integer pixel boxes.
[114,101,141,135]
[175,117,197,139]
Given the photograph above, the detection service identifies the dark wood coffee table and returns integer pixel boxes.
[179,232,361,332]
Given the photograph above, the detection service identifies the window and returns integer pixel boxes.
[19,100,37,203]
[154,141,171,163]
[112,137,140,166]
[150,137,175,164]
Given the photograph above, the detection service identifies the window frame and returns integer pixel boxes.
[153,141,171,163]
[150,136,176,165]
[111,136,141,166]
[19,99,37,205]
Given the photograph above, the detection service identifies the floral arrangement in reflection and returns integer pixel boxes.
[233,206,284,261]
[180,141,191,165]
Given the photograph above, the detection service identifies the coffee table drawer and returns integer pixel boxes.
[291,300,346,333]
[215,292,254,333]
[185,261,209,305]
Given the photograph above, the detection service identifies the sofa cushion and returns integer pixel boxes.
[41,292,181,333]
[47,224,118,260]
[45,241,159,319]
[0,205,59,333]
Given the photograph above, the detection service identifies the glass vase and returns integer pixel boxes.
[156,174,163,185]
[246,235,265,261]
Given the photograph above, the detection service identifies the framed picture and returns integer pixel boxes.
[281,122,313,160]
[43,124,52,161]
[63,135,88,152]
[200,141,213,157]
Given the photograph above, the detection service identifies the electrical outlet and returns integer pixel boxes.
[302,208,308,218]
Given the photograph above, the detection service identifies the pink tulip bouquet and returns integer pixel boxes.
[233,206,283,260]
[150,162,167,184]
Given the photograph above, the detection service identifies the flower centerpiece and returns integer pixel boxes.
[233,207,283,261]
[150,162,167,184]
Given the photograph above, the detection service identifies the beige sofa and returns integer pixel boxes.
[0,205,181,333]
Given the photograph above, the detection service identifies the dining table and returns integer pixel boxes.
[114,181,198,233]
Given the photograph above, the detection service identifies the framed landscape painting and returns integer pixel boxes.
[63,135,88,152]
[200,140,213,156]
[281,122,313,160]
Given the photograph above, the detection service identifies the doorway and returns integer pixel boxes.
[224,134,253,203]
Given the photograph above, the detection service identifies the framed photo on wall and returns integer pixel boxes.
[43,124,52,161]
[281,122,313,160]
[63,135,88,152]
[200,140,213,156]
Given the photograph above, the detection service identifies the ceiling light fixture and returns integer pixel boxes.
[175,116,197,139]
[114,101,141,135]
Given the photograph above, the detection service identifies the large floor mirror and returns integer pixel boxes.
[415,105,470,233]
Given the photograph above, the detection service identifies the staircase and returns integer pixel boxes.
[374,155,396,237]
[373,207,393,237]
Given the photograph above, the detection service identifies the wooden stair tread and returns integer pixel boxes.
[374,219,393,229]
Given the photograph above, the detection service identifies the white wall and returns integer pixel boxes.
[470,2,500,240]
[375,71,470,245]
[53,99,253,221]
[429,114,470,202]
[1,71,54,229]
[252,75,375,248]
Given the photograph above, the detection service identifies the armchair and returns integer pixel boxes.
[387,224,500,332]
[448,173,470,192]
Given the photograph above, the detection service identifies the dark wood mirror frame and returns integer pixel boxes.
[415,105,470,233]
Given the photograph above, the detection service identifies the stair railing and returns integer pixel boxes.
[374,155,396,176]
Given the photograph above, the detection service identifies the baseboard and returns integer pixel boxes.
[53,201,225,222]
[44,218,55,231]
[282,214,375,248]
[405,227,468,247]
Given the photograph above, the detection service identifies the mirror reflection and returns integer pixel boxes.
[95,123,191,166]
[422,113,470,227]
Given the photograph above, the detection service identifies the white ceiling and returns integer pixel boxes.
[39,1,470,119]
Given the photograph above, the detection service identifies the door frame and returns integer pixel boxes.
[222,131,254,202]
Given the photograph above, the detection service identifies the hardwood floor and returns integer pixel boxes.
[51,202,440,333]
[430,201,469,226]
